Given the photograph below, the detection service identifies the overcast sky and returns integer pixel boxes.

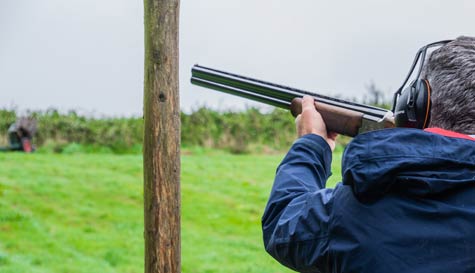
[0,0,474,116]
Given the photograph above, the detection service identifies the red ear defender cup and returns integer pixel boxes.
[394,79,431,129]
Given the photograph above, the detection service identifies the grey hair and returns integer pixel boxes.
[421,36,475,134]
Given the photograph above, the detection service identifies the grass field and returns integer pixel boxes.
[0,148,342,273]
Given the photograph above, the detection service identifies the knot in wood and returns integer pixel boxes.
[159,93,166,102]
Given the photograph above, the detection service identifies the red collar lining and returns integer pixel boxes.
[424,127,475,141]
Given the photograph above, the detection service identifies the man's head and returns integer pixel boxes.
[422,36,475,134]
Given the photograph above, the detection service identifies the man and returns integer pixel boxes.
[2,117,36,152]
[262,36,475,273]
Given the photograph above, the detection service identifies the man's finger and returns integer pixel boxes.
[296,113,302,120]
[301,95,315,112]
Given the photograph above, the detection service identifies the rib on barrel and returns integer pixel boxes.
[191,64,395,137]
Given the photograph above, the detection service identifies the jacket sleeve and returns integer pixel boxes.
[262,134,335,273]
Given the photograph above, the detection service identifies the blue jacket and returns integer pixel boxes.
[262,128,475,273]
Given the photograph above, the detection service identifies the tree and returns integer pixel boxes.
[143,0,180,272]
[363,81,392,108]
[364,81,385,106]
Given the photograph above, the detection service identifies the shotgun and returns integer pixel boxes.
[190,65,395,137]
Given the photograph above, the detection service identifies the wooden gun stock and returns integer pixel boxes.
[290,98,364,137]
[289,98,395,137]
[191,65,395,137]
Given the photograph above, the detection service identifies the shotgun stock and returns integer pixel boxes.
[191,65,395,137]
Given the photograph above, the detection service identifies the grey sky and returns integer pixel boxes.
[1,0,474,116]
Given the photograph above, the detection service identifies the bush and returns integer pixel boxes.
[181,107,296,153]
[0,107,326,154]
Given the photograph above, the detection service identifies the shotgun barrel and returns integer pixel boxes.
[191,64,395,137]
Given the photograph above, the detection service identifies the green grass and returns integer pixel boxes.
[0,148,342,273]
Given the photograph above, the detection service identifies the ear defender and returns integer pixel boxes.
[392,40,451,129]
[394,79,431,129]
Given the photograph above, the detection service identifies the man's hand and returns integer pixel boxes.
[295,95,338,151]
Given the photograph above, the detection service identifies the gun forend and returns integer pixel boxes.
[191,64,395,137]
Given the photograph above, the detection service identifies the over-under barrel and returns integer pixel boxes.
[191,64,395,137]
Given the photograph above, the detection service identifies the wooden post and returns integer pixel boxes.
[143,0,180,273]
